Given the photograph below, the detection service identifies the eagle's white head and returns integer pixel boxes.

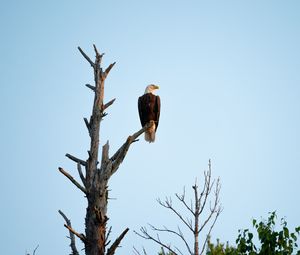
[145,84,159,94]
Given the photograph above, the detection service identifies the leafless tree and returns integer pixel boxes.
[135,160,222,255]
[58,45,153,255]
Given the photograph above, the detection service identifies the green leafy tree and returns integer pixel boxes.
[206,238,236,255]
[206,212,300,255]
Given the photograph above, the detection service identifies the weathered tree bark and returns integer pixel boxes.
[59,45,153,255]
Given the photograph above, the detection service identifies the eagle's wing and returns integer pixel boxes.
[138,96,146,127]
[155,95,161,131]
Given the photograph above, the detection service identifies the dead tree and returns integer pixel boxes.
[58,45,153,255]
[135,160,222,255]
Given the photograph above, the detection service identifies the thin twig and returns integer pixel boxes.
[175,187,195,216]
[134,228,178,255]
[199,178,221,233]
[158,197,194,232]
[33,245,39,255]
[133,246,148,255]
[200,207,222,255]
[149,224,193,255]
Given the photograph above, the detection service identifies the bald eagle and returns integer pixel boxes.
[138,84,161,143]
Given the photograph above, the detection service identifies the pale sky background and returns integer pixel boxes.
[1,0,300,254]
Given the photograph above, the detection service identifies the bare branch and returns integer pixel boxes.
[77,163,86,188]
[136,161,222,255]
[103,98,116,111]
[175,187,195,216]
[101,141,110,168]
[200,207,222,255]
[199,166,214,215]
[33,245,39,255]
[64,224,87,243]
[134,228,178,255]
[198,178,208,214]
[58,167,87,194]
[188,218,193,230]
[158,197,194,232]
[84,117,91,135]
[149,224,193,255]
[65,153,86,166]
[104,62,116,78]
[110,122,154,175]
[133,246,148,255]
[199,178,221,233]
[78,46,94,67]
[106,228,129,255]
[58,210,80,255]
[105,226,112,246]
[93,44,105,66]
[175,247,184,255]
[85,84,96,92]
[93,44,103,59]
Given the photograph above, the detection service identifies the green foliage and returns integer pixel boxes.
[206,212,300,255]
[206,238,237,255]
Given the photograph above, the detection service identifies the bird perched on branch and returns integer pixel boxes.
[138,84,161,143]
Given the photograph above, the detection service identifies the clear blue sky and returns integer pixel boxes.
[1,0,300,254]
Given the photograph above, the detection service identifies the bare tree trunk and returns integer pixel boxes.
[194,184,200,255]
[83,45,109,255]
[59,45,152,255]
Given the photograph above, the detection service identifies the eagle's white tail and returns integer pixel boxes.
[145,122,156,143]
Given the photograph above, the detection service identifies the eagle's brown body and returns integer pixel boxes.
[138,92,161,142]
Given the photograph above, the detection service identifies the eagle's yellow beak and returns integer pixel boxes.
[154,85,160,89]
